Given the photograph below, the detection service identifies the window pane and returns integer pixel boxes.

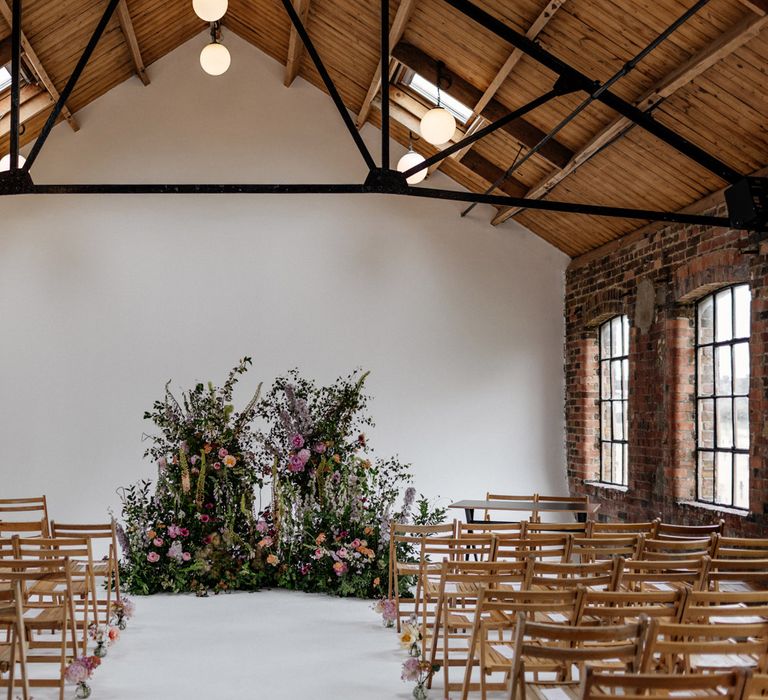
[612,401,624,440]
[715,289,733,342]
[734,397,749,450]
[697,346,714,397]
[600,322,611,359]
[697,294,714,344]
[698,451,714,502]
[623,443,628,484]
[621,359,629,399]
[600,361,611,400]
[733,342,749,396]
[602,442,612,481]
[601,401,612,441]
[612,360,623,399]
[611,316,623,357]
[734,285,751,339]
[715,345,732,395]
[622,399,628,441]
[716,398,733,448]
[734,453,749,510]
[612,443,623,484]
[622,317,629,357]
[715,451,733,505]
[697,398,714,449]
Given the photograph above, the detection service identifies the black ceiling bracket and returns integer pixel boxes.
[364,167,409,193]
[0,169,34,195]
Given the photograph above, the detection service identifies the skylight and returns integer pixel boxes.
[406,72,474,124]
[0,66,11,91]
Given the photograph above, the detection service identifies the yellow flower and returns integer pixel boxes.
[223,455,237,467]
[399,623,420,649]
[267,554,279,566]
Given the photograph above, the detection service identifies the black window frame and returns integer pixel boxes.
[694,283,751,510]
[598,315,629,486]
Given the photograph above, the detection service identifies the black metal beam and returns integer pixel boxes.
[9,182,731,228]
[280,0,377,172]
[9,0,22,171]
[402,87,563,179]
[380,0,390,170]
[442,0,742,184]
[23,0,121,171]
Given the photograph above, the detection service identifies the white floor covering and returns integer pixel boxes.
[22,589,442,700]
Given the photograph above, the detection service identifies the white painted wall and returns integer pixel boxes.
[0,33,569,524]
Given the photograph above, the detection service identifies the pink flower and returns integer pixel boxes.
[297,448,310,464]
[199,514,210,523]
[189,454,199,465]
[223,455,237,467]
[182,552,191,562]
[333,561,348,576]
[205,503,214,510]
[401,657,421,682]
[337,547,349,559]
[203,535,213,545]
[256,519,268,534]
[147,552,160,563]
[157,457,167,470]
[153,537,164,547]
[313,442,326,454]
[218,448,228,459]
[288,455,306,473]
[213,462,221,471]
[108,626,120,643]
[191,467,200,474]
[382,598,397,622]
[65,659,90,684]
[313,548,324,559]
[168,525,181,539]
[179,528,189,537]
[350,538,361,549]
[290,434,305,449]
[299,563,312,575]
[258,536,273,548]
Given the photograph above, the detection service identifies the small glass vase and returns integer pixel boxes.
[75,681,92,698]
[383,618,394,628]
[117,615,127,631]
[413,681,428,700]
[409,643,421,658]
[94,640,108,658]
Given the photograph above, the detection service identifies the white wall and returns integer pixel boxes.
[0,33,569,523]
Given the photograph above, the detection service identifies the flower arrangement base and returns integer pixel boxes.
[93,641,107,658]
[75,681,92,698]
[412,683,428,700]
[117,617,127,631]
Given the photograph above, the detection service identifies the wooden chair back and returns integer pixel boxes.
[580,668,749,700]
[640,535,716,561]
[577,588,687,625]
[616,556,710,592]
[495,533,572,563]
[713,537,768,560]
[0,519,48,539]
[655,519,725,539]
[707,558,768,591]
[571,534,643,562]
[457,521,526,538]
[526,559,620,591]
[744,673,768,700]
[641,619,768,674]
[681,590,768,625]
[587,520,659,537]
[483,493,535,522]
[0,496,49,528]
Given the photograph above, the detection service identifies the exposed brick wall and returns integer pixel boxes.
[565,205,768,535]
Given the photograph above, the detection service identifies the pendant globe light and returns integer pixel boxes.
[200,23,231,76]
[396,133,427,185]
[419,61,456,146]
[193,0,228,22]
[0,154,26,171]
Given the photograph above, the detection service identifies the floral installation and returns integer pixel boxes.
[89,623,120,657]
[65,655,101,698]
[401,657,439,700]
[255,369,420,598]
[118,358,271,595]
[373,597,398,627]
[111,597,135,630]
[399,618,422,656]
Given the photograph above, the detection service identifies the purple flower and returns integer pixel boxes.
[290,434,305,449]
[288,455,306,473]
[313,442,326,454]
[401,657,421,682]
[403,487,417,509]
[297,448,310,464]
[190,454,199,465]
[256,519,268,534]
[157,457,167,470]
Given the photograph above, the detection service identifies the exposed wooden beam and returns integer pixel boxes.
[284,0,312,87]
[737,0,768,15]
[0,90,52,137]
[117,0,149,86]
[0,0,79,132]
[356,0,417,129]
[392,42,573,169]
[0,35,10,65]
[491,11,768,226]
[0,82,41,114]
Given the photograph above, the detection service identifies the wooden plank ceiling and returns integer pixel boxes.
[0,0,767,257]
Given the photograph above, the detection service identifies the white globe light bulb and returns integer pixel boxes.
[419,107,456,146]
[0,153,26,172]
[200,42,231,76]
[193,0,228,22]
[396,151,427,185]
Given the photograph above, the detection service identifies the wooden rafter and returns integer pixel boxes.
[737,0,768,15]
[117,0,149,86]
[0,0,79,132]
[356,0,417,129]
[284,0,312,87]
[449,0,568,166]
[491,11,768,226]
[0,90,51,137]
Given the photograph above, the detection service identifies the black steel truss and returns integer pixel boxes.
[0,0,748,234]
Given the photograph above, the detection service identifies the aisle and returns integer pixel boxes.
[36,590,415,699]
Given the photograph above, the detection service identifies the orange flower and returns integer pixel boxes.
[315,533,326,545]
[332,454,341,464]
[223,455,237,467]
[373,577,380,587]
[146,530,156,540]
[203,444,213,454]
[267,554,279,566]
[364,526,373,535]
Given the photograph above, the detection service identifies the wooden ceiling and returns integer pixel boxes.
[1,0,767,257]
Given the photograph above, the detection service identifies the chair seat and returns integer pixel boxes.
[0,606,67,628]
[396,562,441,574]
[30,579,89,597]
[527,682,580,700]
[71,560,109,576]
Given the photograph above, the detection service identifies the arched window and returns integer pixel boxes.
[696,284,751,509]
[599,315,629,485]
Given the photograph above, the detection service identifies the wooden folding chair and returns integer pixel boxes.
[587,520,658,537]
[655,520,725,540]
[483,493,535,523]
[13,537,96,653]
[387,521,456,632]
[714,537,768,560]
[577,588,687,626]
[0,583,30,700]
[50,521,123,624]
[462,588,582,700]
[526,559,620,592]
[0,498,49,537]
[640,535,717,561]
[681,589,768,625]
[0,521,48,540]
[641,619,768,674]
[580,667,748,700]
[0,558,77,700]
[744,672,768,700]
[570,535,643,562]
[524,521,587,536]
[534,495,591,524]
[616,556,710,592]
[426,560,528,697]
[508,613,649,700]
[458,521,527,538]
[496,534,573,564]
[708,558,768,592]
